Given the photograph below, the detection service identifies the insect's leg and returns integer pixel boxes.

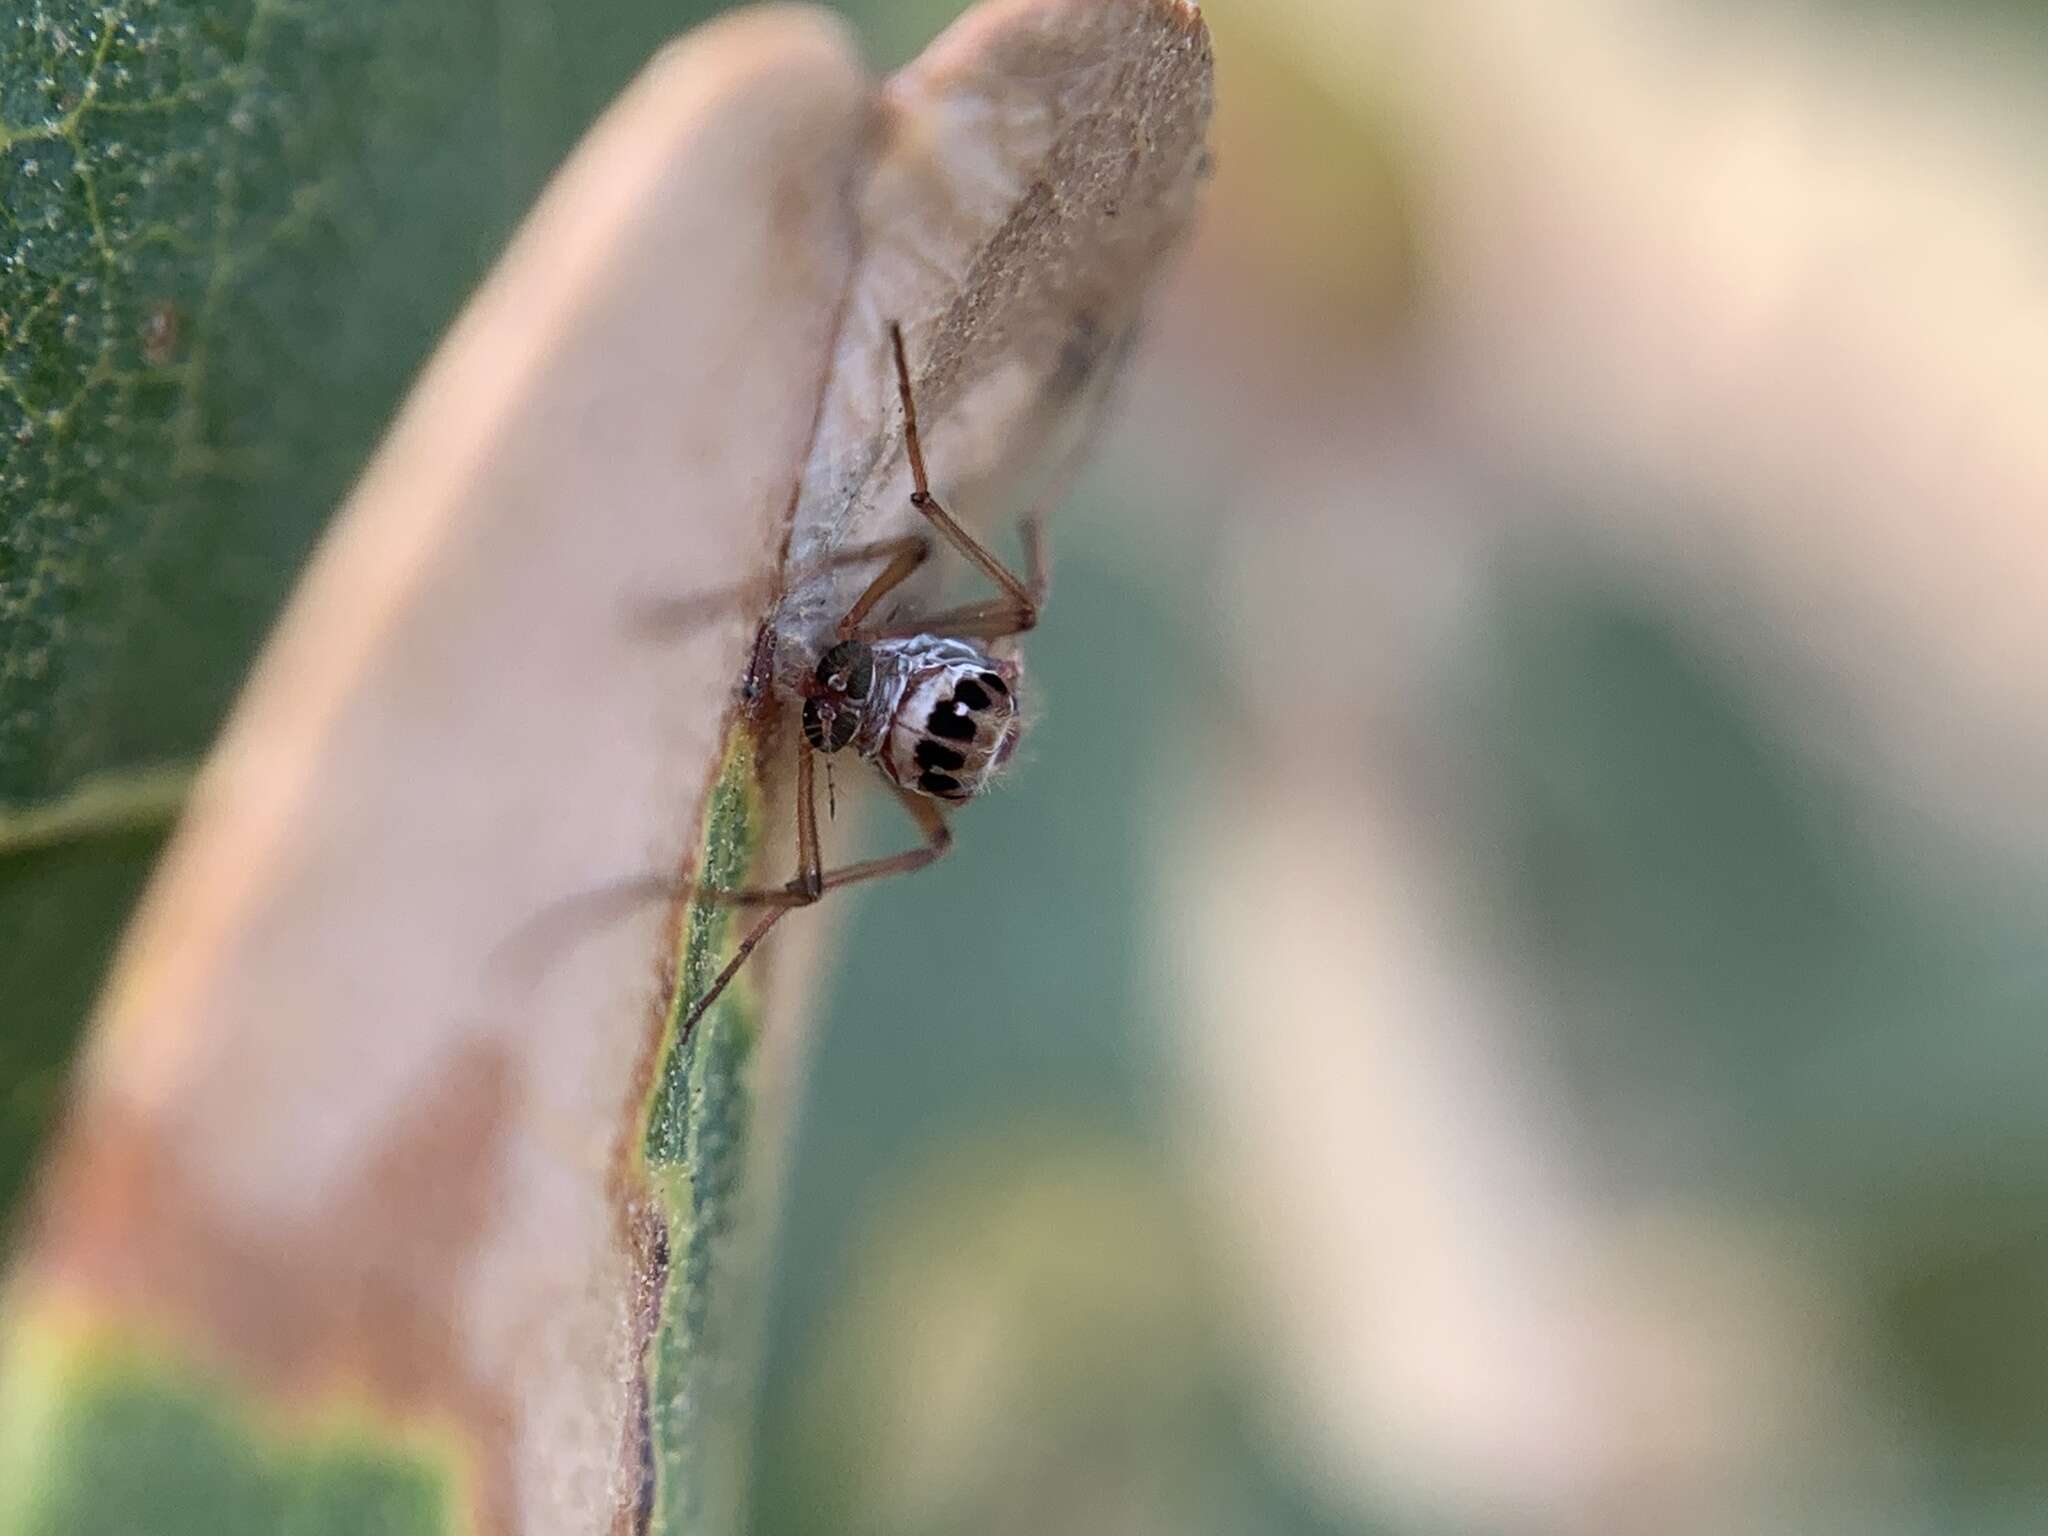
[835,534,930,639]
[815,781,952,892]
[634,533,930,639]
[676,741,824,1042]
[884,322,1040,635]
[1019,511,1047,604]
[864,598,1028,643]
[498,741,821,996]
[675,903,790,1046]
[702,758,954,898]
[817,532,932,574]
[676,760,952,1045]
[863,509,1051,642]
[699,739,824,907]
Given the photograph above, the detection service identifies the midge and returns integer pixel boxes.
[678,321,1046,1040]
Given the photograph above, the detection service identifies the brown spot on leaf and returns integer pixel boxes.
[24,1038,521,1534]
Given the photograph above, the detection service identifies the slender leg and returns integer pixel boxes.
[673,742,820,1046]
[864,514,1048,642]
[632,533,930,639]
[676,900,793,1046]
[699,739,822,910]
[676,771,953,1044]
[501,745,954,1009]
[693,756,953,907]
[495,748,820,993]
[835,535,930,639]
[867,599,1032,643]
[806,532,931,595]
[1020,510,1047,600]
[815,782,952,892]
[882,322,1042,638]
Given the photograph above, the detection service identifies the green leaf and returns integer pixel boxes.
[0,0,718,1227]
[0,1313,463,1536]
[640,734,769,1535]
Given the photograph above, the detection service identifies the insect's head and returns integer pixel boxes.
[801,639,876,754]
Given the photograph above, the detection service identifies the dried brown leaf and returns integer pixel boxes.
[9,11,868,1531]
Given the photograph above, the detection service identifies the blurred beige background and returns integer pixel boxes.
[763,2,2048,1534]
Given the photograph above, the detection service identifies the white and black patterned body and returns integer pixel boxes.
[801,634,1022,803]
[665,319,1049,1050]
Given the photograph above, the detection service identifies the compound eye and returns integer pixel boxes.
[802,698,857,753]
[844,649,874,701]
[815,641,874,701]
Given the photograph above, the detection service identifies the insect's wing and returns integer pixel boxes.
[780,0,1215,631]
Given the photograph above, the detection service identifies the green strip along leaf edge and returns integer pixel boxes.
[636,722,769,1535]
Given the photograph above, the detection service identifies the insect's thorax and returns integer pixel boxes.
[854,635,1022,803]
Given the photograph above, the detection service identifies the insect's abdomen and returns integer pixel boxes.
[878,644,1022,802]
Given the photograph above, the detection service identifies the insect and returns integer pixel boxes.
[675,321,1047,1042]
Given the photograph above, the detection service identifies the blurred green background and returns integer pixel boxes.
[9,0,2048,1531]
